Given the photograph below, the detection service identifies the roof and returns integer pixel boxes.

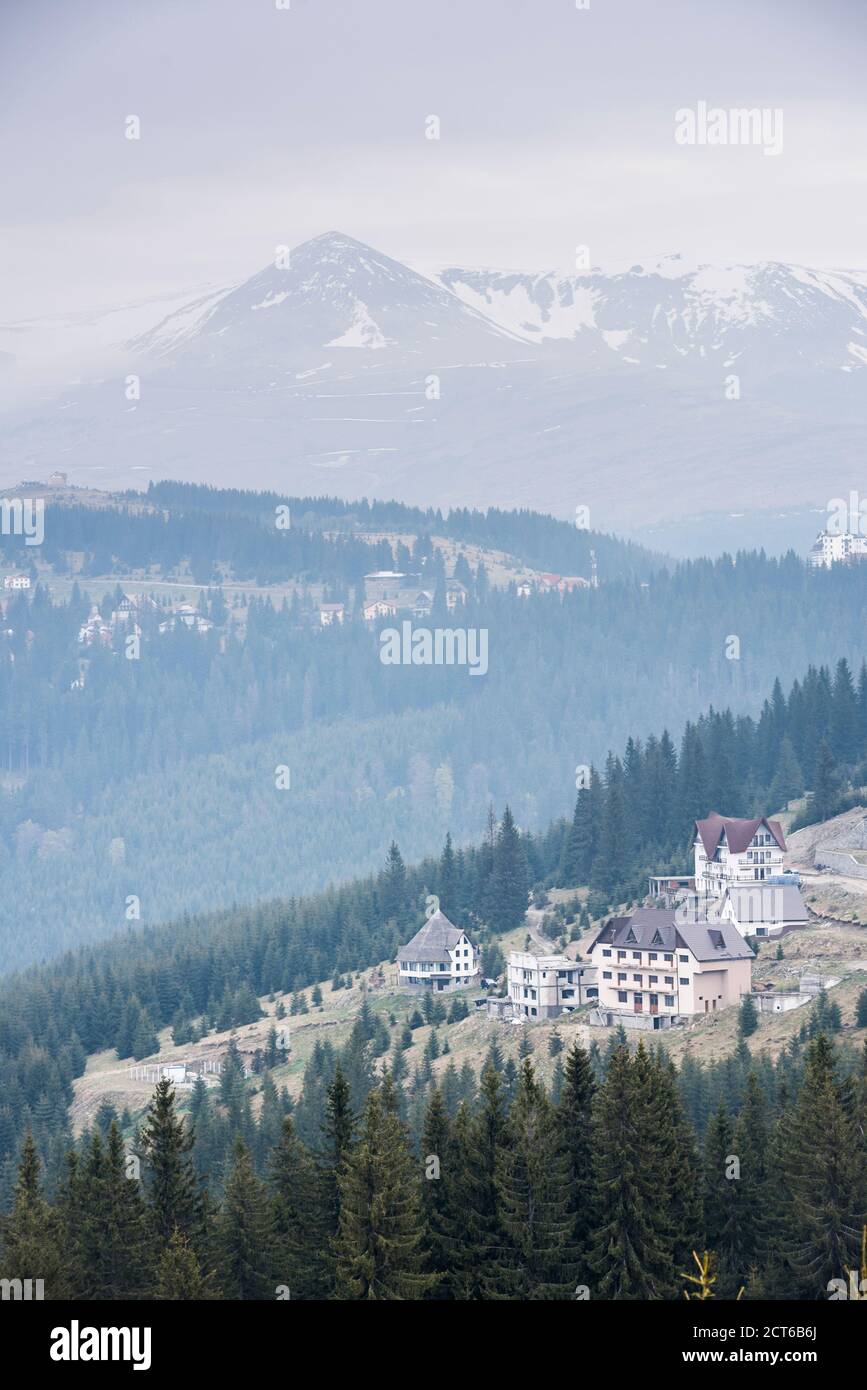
[396,910,466,962]
[694,812,786,857]
[588,907,753,962]
[723,884,808,925]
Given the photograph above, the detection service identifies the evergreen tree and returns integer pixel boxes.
[488,1060,578,1298]
[0,1132,70,1299]
[335,1084,435,1299]
[777,1035,865,1297]
[217,1138,276,1300]
[589,1044,675,1299]
[270,1116,330,1300]
[139,1080,203,1249]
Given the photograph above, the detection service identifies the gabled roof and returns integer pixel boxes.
[397,910,466,962]
[587,907,753,962]
[694,812,786,857]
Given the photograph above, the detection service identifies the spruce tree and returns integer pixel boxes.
[556,1042,596,1279]
[488,1060,578,1299]
[270,1116,330,1299]
[588,1044,675,1299]
[335,1084,435,1299]
[778,1034,865,1296]
[139,1079,203,1250]
[0,1132,70,1298]
[217,1138,277,1300]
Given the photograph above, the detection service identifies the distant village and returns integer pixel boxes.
[394,812,820,1035]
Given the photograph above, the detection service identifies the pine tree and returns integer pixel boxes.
[139,1080,203,1250]
[768,735,804,810]
[488,806,530,933]
[0,1132,70,1298]
[809,739,839,824]
[154,1228,215,1299]
[738,993,759,1039]
[335,1084,435,1299]
[270,1116,330,1299]
[71,1124,151,1299]
[217,1138,277,1300]
[318,1063,356,1280]
[588,1044,675,1299]
[451,1064,508,1299]
[420,1088,456,1298]
[778,1034,866,1296]
[488,1060,578,1298]
[556,1041,596,1280]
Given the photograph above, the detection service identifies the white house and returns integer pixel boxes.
[319,602,345,626]
[507,951,597,1019]
[694,813,786,897]
[719,883,808,939]
[808,529,867,568]
[397,910,478,992]
[587,907,753,1028]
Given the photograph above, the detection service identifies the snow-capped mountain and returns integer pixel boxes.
[2,231,866,541]
[132,232,523,371]
[436,254,867,373]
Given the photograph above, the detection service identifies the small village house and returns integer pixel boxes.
[396,910,478,992]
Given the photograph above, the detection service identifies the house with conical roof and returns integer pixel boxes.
[396,909,478,993]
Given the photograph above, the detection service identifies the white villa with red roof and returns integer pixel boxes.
[693,812,786,897]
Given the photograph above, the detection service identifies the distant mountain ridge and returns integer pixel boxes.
[3,231,866,537]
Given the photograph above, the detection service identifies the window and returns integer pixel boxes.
[665,976,674,986]
[603,970,612,979]
[664,954,673,963]
[632,951,641,960]
[649,952,658,961]
[633,974,641,983]
[617,950,626,960]
[649,975,658,984]
[618,991,627,1003]
[678,954,689,963]
[602,949,612,958]
[664,995,675,1007]
[679,977,689,985]
[618,972,626,983]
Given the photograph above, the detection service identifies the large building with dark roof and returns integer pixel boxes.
[586,906,753,1027]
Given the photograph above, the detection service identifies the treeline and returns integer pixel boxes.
[2,1032,865,1300]
[135,482,661,579]
[2,502,396,586]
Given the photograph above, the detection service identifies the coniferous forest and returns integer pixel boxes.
[2,639,867,1299]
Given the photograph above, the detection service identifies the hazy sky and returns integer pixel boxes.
[2,0,867,320]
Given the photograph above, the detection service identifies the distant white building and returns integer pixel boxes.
[3,575,31,590]
[507,951,597,1018]
[808,529,867,568]
[319,602,345,626]
[694,813,786,896]
[397,910,478,992]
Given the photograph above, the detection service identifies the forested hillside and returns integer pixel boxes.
[2,541,867,970]
[3,650,867,1215]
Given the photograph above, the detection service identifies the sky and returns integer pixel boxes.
[2,0,867,324]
